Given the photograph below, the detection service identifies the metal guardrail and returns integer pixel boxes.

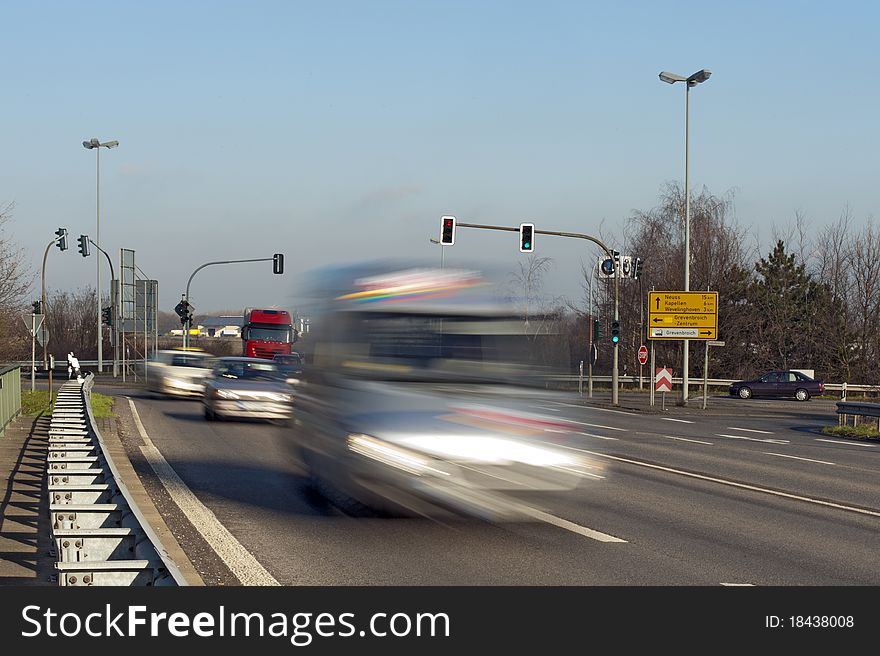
[47,374,187,585]
[0,365,22,437]
[548,375,880,396]
[836,401,880,429]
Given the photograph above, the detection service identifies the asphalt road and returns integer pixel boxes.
[106,386,880,585]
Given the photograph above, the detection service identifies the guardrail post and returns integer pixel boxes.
[841,381,847,401]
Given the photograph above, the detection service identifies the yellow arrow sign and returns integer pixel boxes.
[649,313,716,327]
[649,291,717,314]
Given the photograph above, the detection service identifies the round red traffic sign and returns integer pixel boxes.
[638,345,648,365]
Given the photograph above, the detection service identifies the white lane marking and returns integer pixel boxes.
[568,419,627,432]
[716,433,790,445]
[721,583,755,587]
[815,438,877,448]
[535,406,562,412]
[518,506,627,543]
[577,431,618,441]
[727,427,774,434]
[664,435,714,445]
[127,398,280,586]
[551,402,638,416]
[763,452,836,466]
[556,444,880,519]
[662,418,693,424]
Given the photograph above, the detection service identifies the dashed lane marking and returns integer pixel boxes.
[763,452,836,466]
[727,427,774,434]
[576,431,619,441]
[815,438,876,448]
[662,418,693,424]
[517,506,627,543]
[127,398,280,586]
[716,433,790,445]
[664,435,714,445]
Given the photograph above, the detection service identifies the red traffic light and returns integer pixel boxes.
[440,215,456,245]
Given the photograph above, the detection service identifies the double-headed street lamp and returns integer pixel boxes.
[659,69,711,405]
[82,137,119,373]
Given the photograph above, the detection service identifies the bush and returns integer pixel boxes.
[821,424,880,440]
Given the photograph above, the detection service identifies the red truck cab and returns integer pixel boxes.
[242,308,296,359]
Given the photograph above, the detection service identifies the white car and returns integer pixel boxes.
[146,350,214,398]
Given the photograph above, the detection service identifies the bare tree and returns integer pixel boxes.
[0,203,36,361]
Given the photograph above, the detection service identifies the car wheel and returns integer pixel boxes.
[204,405,215,421]
[795,388,810,402]
[738,387,752,399]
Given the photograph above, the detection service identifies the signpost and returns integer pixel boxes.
[656,367,673,410]
[648,291,718,341]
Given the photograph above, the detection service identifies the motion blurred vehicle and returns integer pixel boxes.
[145,349,213,398]
[284,263,602,520]
[242,308,296,359]
[273,352,304,385]
[203,357,294,422]
[729,370,823,401]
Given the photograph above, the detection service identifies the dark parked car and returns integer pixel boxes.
[729,371,823,401]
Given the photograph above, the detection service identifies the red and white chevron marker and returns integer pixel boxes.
[655,367,673,392]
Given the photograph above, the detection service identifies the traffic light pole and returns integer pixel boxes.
[182,256,281,349]
[455,222,620,406]
[88,239,117,377]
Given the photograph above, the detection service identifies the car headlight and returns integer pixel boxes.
[286,377,300,385]
[347,434,450,477]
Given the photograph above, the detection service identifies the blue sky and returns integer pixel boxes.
[3,1,878,313]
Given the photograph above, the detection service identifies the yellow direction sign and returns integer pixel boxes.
[648,291,718,341]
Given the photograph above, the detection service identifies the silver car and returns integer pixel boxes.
[146,350,213,398]
[202,357,294,423]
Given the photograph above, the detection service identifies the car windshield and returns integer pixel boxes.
[171,354,210,368]
[216,361,283,381]
[275,355,303,366]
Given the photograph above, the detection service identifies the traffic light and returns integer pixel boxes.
[175,298,193,326]
[273,253,284,275]
[101,306,113,326]
[633,257,643,280]
[611,319,620,344]
[77,235,90,257]
[593,318,602,340]
[519,223,535,253]
[32,300,42,314]
[55,227,68,251]
[440,215,456,245]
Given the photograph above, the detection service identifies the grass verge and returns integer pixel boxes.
[20,390,115,418]
[821,424,880,440]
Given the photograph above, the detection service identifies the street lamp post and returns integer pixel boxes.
[428,237,445,269]
[82,138,119,374]
[659,69,711,405]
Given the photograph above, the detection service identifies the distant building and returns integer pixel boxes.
[199,316,245,338]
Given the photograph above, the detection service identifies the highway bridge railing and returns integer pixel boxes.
[0,365,22,437]
[47,373,187,585]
